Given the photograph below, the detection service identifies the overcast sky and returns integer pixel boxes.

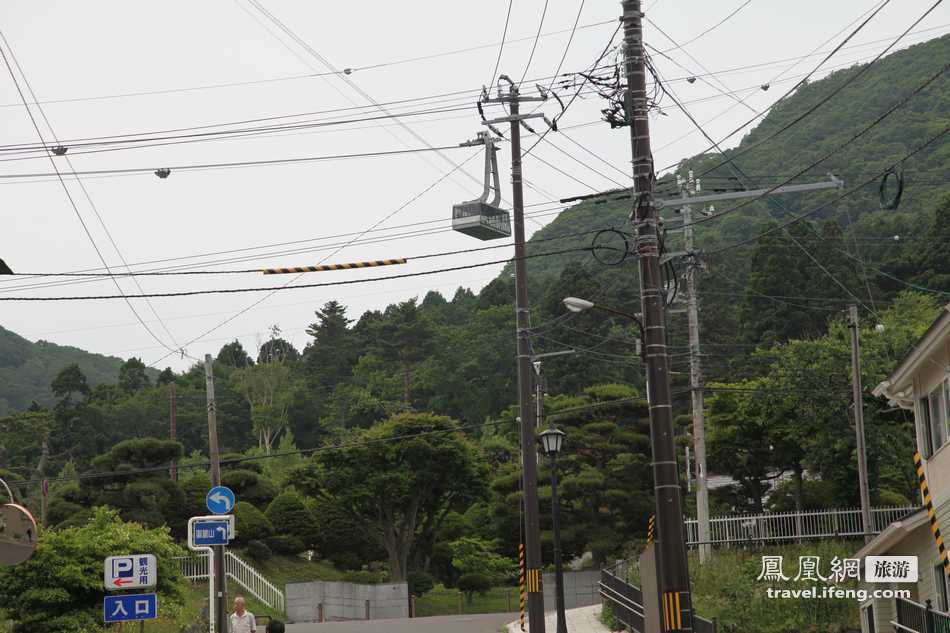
[0,0,946,372]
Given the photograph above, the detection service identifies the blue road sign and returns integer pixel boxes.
[193,519,230,546]
[206,486,235,514]
[104,593,158,623]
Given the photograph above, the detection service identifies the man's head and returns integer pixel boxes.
[265,620,285,633]
[233,596,246,614]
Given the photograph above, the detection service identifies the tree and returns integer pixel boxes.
[231,362,296,453]
[257,328,299,364]
[265,491,317,547]
[297,412,487,581]
[217,340,254,368]
[0,507,185,633]
[118,357,150,393]
[368,299,434,404]
[233,501,274,544]
[889,193,950,294]
[304,300,357,396]
[157,367,176,385]
[51,364,90,403]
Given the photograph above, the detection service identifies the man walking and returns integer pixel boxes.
[230,596,257,633]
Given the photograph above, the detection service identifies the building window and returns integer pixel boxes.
[862,602,875,633]
[936,564,949,612]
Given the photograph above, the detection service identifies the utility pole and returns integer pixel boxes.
[170,382,178,482]
[679,173,710,564]
[848,306,873,543]
[204,354,227,632]
[622,2,694,629]
[481,77,550,633]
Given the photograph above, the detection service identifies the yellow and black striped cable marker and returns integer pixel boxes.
[662,591,683,631]
[915,452,950,573]
[518,544,526,631]
[647,514,656,544]
[262,258,407,275]
[526,568,543,593]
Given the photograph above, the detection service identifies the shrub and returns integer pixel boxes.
[342,570,387,584]
[407,570,435,596]
[457,573,492,603]
[265,491,317,546]
[233,501,274,544]
[245,540,272,562]
[265,535,305,555]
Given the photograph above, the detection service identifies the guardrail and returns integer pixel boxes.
[175,551,285,613]
[893,596,950,633]
[684,506,917,546]
[599,563,716,633]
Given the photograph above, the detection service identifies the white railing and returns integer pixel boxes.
[684,506,918,546]
[175,551,285,613]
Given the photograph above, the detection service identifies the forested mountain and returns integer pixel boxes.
[0,326,158,416]
[0,32,948,581]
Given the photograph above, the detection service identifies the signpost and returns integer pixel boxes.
[188,515,234,633]
[104,593,158,623]
[104,554,157,590]
[205,486,235,515]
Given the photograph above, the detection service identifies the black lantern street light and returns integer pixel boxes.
[539,426,568,633]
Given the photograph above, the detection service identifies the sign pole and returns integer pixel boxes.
[204,355,227,632]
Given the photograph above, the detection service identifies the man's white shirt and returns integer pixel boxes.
[230,611,256,633]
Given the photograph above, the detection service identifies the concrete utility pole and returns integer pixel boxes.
[657,174,844,563]
[621,2,694,629]
[679,173,710,564]
[204,354,227,632]
[481,78,549,633]
[848,306,873,543]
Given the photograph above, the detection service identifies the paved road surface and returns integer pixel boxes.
[284,613,517,633]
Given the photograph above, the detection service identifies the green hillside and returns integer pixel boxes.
[0,325,151,415]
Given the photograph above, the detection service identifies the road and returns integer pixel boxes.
[282,613,516,633]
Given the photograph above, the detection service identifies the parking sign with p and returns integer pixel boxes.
[104,554,157,590]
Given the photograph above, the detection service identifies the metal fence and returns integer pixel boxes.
[175,551,285,613]
[684,506,917,546]
[599,563,716,633]
[894,597,950,633]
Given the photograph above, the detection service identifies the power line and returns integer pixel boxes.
[0,29,184,359]
[546,0,587,91]
[490,0,515,87]
[0,248,591,302]
[658,0,752,53]
[520,0,551,85]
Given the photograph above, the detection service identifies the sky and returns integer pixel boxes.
[0,0,947,371]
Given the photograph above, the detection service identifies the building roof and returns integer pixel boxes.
[853,506,928,559]
[873,303,950,407]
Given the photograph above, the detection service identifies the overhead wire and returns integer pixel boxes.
[519,0,551,85]
[490,0,515,87]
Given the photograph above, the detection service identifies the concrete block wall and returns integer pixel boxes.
[285,580,408,623]
[542,570,602,611]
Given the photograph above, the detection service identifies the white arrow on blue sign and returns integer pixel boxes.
[104,593,158,623]
[193,519,230,546]
[206,486,235,514]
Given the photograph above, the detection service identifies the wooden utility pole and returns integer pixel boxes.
[204,354,227,632]
[169,382,178,482]
[621,2,694,630]
[848,306,873,543]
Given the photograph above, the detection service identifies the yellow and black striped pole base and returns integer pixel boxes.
[647,513,656,544]
[518,543,526,631]
[915,452,950,574]
[262,258,407,274]
[662,591,685,631]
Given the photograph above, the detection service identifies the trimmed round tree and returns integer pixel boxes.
[233,501,274,545]
[265,491,317,548]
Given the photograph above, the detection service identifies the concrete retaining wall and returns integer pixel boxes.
[543,570,601,611]
[285,580,408,623]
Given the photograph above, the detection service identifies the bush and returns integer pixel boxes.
[457,573,492,603]
[407,570,435,596]
[342,570,387,584]
[245,540,272,562]
[265,535,305,555]
[233,501,274,544]
[265,491,317,546]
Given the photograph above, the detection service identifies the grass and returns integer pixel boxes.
[624,541,861,633]
[414,584,518,618]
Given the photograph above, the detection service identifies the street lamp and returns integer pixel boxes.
[538,426,568,633]
[562,297,645,359]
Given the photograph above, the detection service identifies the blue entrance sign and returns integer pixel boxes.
[206,486,236,514]
[193,519,230,546]
[104,593,158,623]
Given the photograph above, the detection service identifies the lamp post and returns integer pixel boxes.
[539,426,568,633]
